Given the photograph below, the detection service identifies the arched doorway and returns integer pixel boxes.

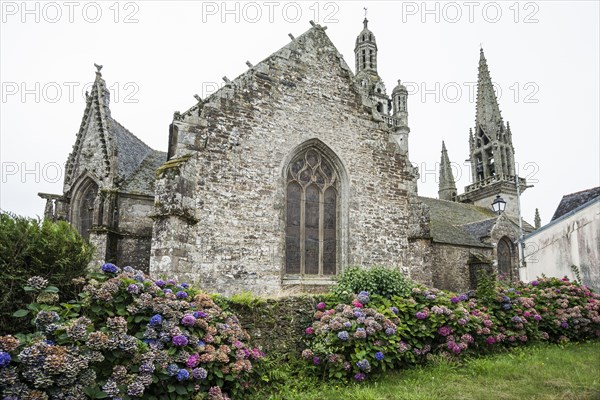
[497,236,514,280]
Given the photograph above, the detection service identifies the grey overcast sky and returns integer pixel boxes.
[1,1,599,226]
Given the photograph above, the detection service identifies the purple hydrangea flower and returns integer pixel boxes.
[0,351,11,367]
[172,335,189,347]
[354,372,366,381]
[343,321,352,328]
[127,284,139,294]
[192,367,208,380]
[101,263,119,274]
[561,322,569,329]
[139,362,155,374]
[415,311,428,320]
[385,327,396,336]
[194,311,207,319]
[167,279,177,285]
[534,315,542,321]
[176,291,188,299]
[176,369,189,381]
[181,314,197,327]
[163,289,173,294]
[155,280,166,288]
[133,275,144,282]
[149,314,162,326]
[390,307,399,315]
[337,331,349,341]
[316,302,326,310]
[313,356,321,365]
[531,280,539,286]
[375,352,384,361]
[181,283,190,288]
[486,336,496,345]
[357,293,370,305]
[458,294,468,301]
[502,304,512,310]
[450,297,460,304]
[438,326,451,337]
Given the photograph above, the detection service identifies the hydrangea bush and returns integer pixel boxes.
[0,264,264,399]
[303,277,600,382]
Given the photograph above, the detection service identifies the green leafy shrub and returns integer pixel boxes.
[331,266,414,300]
[1,264,264,399]
[0,213,93,334]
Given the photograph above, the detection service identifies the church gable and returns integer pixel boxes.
[151,23,422,295]
[64,66,155,197]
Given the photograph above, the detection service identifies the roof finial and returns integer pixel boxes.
[94,63,103,73]
[363,7,368,27]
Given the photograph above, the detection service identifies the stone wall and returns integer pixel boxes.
[150,26,427,295]
[430,243,492,292]
[226,295,319,356]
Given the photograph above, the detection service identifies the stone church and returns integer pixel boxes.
[40,19,533,295]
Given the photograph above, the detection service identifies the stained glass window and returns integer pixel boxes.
[285,149,339,276]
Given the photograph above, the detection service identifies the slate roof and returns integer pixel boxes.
[418,197,496,248]
[461,218,498,240]
[109,117,154,183]
[551,187,600,221]
[121,150,167,196]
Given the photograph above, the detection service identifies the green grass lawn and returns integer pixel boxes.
[252,341,600,400]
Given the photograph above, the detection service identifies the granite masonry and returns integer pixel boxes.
[40,20,533,295]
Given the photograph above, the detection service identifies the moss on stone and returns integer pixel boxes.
[155,154,193,178]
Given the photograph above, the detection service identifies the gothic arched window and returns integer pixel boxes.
[285,148,338,276]
[497,236,513,280]
[75,180,98,241]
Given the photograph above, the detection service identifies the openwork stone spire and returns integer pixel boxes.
[438,141,457,201]
[476,48,503,132]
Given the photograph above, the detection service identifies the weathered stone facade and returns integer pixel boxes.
[39,66,166,271]
[150,23,429,295]
[41,19,535,295]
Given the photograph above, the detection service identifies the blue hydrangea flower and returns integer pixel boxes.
[176,369,189,381]
[155,280,166,288]
[375,351,384,361]
[343,321,352,328]
[166,363,180,376]
[181,283,190,288]
[149,314,163,326]
[101,263,119,274]
[356,359,371,372]
[163,289,173,294]
[458,294,469,301]
[0,351,11,368]
[390,307,399,315]
[502,303,512,310]
[176,291,188,299]
[337,331,350,341]
[123,266,134,273]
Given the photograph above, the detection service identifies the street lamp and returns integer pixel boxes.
[491,194,506,214]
